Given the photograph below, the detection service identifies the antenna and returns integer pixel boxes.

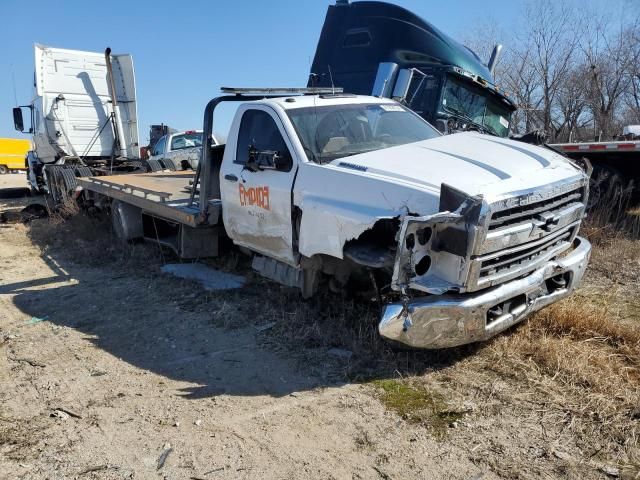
[327,65,335,93]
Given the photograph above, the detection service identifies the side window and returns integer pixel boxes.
[235,109,292,171]
[171,133,202,150]
[152,136,166,156]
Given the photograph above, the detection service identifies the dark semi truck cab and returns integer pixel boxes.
[308,0,517,137]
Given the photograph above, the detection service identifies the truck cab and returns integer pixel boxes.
[216,92,590,349]
[309,1,516,137]
[12,45,143,201]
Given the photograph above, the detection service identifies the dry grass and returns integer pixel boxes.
[486,299,639,433]
[41,196,81,225]
[28,202,163,270]
[584,184,640,242]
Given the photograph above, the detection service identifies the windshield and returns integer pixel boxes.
[170,132,202,150]
[287,103,440,164]
[442,75,512,137]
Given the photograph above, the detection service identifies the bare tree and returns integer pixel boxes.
[461,0,640,142]
[583,16,640,139]
[622,24,640,124]
[461,17,541,135]
[500,47,544,135]
[460,17,506,68]
[524,0,580,138]
[553,66,591,141]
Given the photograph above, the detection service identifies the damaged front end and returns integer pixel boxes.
[391,184,485,296]
[382,180,591,348]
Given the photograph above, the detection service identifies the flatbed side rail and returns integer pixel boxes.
[549,141,640,153]
[78,175,203,227]
[86,177,172,202]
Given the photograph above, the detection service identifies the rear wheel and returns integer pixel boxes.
[111,202,128,241]
[110,200,143,241]
[0,165,8,175]
[43,165,83,212]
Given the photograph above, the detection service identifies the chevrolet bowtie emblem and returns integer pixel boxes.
[533,212,560,231]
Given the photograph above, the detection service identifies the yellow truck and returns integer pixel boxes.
[0,138,30,174]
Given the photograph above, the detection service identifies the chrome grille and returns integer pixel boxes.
[479,229,573,280]
[465,182,587,291]
[489,188,584,231]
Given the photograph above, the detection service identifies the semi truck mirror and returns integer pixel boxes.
[392,69,414,102]
[13,107,24,132]
[372,62,399,98]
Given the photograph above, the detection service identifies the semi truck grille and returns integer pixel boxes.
[489,189,584,231]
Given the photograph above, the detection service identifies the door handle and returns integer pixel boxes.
[224,174,238,182]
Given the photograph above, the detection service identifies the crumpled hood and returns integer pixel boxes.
[329,132,584,197]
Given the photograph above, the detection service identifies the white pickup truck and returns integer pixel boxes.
[78,88,591,349]
[148,130,210,170]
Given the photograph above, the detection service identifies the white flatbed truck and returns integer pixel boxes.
[78,87,592,349]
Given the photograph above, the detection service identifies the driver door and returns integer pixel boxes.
[220,106,298,265]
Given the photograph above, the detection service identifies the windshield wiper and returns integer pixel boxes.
[444,107,497,136]
[482,122,500,137]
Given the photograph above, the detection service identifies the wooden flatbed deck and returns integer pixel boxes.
[78,171,220,227]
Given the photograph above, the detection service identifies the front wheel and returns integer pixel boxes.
[0,165,8,175]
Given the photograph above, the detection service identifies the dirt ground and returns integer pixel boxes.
[0,172,29,194]
[1,181,638,480]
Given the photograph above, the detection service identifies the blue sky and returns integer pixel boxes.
[0,0,521,142]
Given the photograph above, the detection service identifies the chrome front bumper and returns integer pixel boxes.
[379,236,591,349]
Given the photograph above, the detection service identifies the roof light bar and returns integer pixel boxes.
[220,87,344,95]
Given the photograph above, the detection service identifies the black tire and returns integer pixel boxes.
[111,202,128,241]
[145,159,163,172]
[0,165,8,175]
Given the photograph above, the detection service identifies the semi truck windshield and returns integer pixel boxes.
[287,103,440,164]
[442,76,512,137]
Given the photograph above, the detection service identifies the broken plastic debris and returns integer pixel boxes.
[161,263,245,291]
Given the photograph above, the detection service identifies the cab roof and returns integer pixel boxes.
[251,94,397,110]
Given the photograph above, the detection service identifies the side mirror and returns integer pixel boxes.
[372,62,399,98]
[247,145,292,172]
[13,107,24,132]
[392,69,414,103]
[273,152,292,171]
